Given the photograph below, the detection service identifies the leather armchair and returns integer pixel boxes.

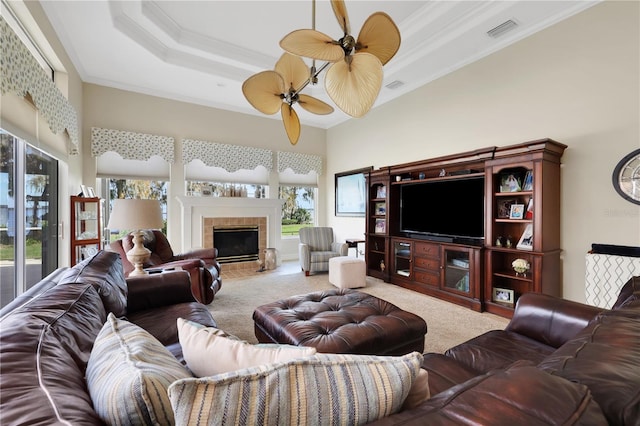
[298,227,348,276]
[106,230,221,304]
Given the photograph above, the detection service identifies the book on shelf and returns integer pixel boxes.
[517,224,534,250]
[397,270,410,277]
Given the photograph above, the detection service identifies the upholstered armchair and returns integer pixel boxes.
[106,230,221,304]
[298,227,348,276]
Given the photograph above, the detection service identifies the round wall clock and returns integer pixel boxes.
[612,148,640,205]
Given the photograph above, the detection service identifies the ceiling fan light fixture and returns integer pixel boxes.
[242,0,400,143]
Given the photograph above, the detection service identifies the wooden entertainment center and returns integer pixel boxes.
[365,139,566,318]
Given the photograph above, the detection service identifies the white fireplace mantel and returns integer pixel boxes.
[176,196,284,252]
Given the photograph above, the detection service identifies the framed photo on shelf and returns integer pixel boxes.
[497,198,516,218]
[80,185,88,197]
[86,187,96,198]
[374,218,386,234]
[500,172,522,192]
[522,171,534,191]
[374,202,386,216]
[509,204,525,219]
[335,167,372,217]
[517,224,534,250]
[492,287,514,306]
[376,185,387,199]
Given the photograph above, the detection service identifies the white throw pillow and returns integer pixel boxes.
[177,318,316,377]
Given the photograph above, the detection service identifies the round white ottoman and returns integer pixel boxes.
[329,256,366,289]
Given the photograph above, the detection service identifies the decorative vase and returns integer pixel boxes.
[264,248,278,270]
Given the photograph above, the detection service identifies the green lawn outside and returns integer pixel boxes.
[0,243,42,261]
[282,223,311,236]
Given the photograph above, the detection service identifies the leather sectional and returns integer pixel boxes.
[1,249,638,424]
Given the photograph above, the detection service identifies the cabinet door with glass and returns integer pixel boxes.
[70,196,102,265]
[440,244,482,303]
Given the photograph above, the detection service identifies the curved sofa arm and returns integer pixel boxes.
[332,242,349,256]
[505,292,605,348]
[299,243,310,271]
[126,270,196,313]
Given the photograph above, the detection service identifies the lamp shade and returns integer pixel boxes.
[107,199,163,231]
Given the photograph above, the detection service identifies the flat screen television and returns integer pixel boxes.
[400,176,485,244]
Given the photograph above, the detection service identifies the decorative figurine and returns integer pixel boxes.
[380,260,386,272]
[496,236,503,247]
[505,236,513,248]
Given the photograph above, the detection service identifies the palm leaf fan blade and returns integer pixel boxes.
[280,29,344,62]
[275,53,309,91]
[242,71,285,115]
[356,12,401,65]
[281,104,301,145]
[331,0,350,35]
[298,94,334,115]
[325,53,383,118]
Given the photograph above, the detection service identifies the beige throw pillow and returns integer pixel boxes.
[177,318,316,377]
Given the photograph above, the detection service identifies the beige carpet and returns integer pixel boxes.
[209,262,509,354]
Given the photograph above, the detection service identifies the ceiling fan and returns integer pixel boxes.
[242,0,401,145]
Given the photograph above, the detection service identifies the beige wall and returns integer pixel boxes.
[81,85,327,249]
[326,0,640,303]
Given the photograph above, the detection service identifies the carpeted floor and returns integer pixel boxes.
[210,261,509,354]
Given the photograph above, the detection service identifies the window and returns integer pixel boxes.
[102,178,168,241]
[279,186,316,237]
[186,181,268,198]
[1,130,58,309]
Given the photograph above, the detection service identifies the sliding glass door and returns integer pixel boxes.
[1,130,58,308]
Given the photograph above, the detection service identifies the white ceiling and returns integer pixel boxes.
[39,0,599,129]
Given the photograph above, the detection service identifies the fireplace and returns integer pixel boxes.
[214,226,259,264]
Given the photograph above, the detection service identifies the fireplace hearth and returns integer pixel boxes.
[214,226,259,264]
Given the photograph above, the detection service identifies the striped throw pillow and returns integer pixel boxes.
[168,352,423,426]
[86,313,192,425]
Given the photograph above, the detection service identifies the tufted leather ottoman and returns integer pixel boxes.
[252,289,427,355]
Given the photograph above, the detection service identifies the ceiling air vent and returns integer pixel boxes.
[487,19,518,38]
[385,80,404,90]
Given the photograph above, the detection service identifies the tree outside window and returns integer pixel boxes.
[280,186,315,236]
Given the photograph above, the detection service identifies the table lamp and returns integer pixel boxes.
[107,199,163,276]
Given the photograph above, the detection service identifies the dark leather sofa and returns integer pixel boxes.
[1,246,638,424]
[372,276,640,425]
[106,229,221,304]
[0,251,217,425]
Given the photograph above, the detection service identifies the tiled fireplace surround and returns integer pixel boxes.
[176,196,284,272]
[203,217,266,272]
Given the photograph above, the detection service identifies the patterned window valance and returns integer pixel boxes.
[0,17,79,154]
[183,139,273,172]
[91,127,175,162]
[277,151,323,176]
